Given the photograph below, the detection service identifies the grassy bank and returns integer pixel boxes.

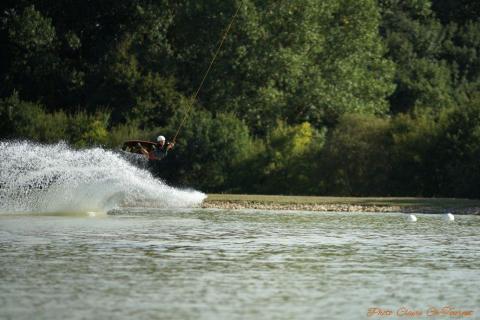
[203,194,480,214]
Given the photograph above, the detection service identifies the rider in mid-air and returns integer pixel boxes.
[139,135,174,160]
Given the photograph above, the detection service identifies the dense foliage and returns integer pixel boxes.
[1,0,479,197]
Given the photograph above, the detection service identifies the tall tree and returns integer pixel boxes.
[379,0,456,113]
[169,0,395,132]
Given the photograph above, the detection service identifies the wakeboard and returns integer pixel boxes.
[121,140,156,155]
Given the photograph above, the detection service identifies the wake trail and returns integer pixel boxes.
[0,141,206,214]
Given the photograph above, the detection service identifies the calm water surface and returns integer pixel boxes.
[0,209,479,320]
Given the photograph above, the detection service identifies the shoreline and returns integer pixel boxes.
[202,195,480,214]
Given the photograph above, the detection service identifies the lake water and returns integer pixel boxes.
[1,209,478,320]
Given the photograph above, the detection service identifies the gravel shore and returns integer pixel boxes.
[202,200,480,214]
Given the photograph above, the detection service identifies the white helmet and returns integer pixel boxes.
[157,135,166,142]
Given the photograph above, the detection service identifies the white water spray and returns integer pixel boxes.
[0,141,206,214]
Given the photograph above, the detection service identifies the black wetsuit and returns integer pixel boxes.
[152,143,169,160]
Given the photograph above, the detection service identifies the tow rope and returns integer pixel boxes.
[172,1,244,143]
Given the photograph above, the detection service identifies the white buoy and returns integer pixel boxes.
[407,214,417,222]
[444,213,454,221]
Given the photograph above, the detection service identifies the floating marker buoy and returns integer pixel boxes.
[407,214,417,222]
[444,213,454,221]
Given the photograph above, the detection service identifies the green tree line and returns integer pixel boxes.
[1,0,479,197]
